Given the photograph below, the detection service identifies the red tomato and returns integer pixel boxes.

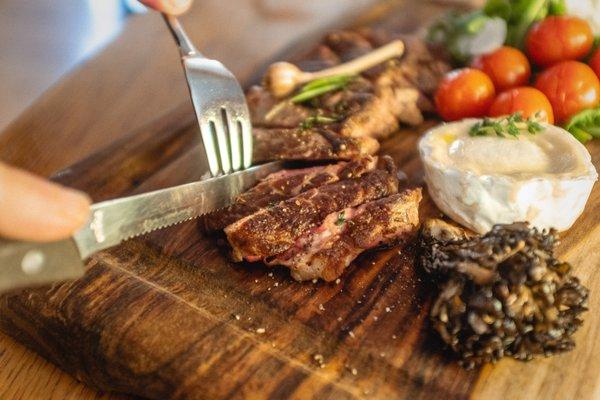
[471,46,531,91]
[526,16,594,67]
[434,68,496,121]
[489,87,554,124]
[535,61,600,123]
[590,49,600,80]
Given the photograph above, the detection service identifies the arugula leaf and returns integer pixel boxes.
[565,107,600,143]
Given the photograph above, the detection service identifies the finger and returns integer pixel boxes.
[0,163,91,242]
[139,0,192,15]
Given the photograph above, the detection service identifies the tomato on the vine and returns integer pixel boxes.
[526,16,594,67]
[434,68,496,121]
[471,46,531,92]
[489,87,554,124]
[535,61,600,124]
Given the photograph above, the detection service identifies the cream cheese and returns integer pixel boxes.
[419,119,598,233]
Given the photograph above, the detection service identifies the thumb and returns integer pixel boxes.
[0,162,91,242]
[139,0,192,15]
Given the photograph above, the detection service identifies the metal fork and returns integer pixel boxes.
[163,14,253,176]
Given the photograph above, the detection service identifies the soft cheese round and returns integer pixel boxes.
[419,119,598,233]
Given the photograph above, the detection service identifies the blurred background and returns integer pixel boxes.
[0,0,148,132]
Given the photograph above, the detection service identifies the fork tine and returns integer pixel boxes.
[225,110,242,171]
[213,116,231,174]
[240,117,253,169]
[199,119,220,176]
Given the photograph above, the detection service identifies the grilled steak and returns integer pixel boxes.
[246,30,448,155]
[202,157,378,231]
[252,127,379,162]
[225,156,399,262]
[268,188,422,281]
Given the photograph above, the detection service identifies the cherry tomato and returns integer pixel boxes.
[590,49,600,80]
[526,16,594,67]
[471,46,531,91]
[434,68,496,121]
[489,87,554,124]
[535,61,600,123]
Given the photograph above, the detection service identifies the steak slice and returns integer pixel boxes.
[202,156,378,231]
[252,127,379,162]
[225,156,399,261]
[268,188,422,281]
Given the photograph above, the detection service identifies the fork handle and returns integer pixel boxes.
[162,14,201,57]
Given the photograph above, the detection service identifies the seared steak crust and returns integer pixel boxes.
[225,157,399,261]
[247,29,450,158]
[252,127,379,162]
[269,188,422,281]
[202,157,378,231]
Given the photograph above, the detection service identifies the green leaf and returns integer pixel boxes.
[469,112,545,138]
[548,0,566,15]
[565,106,600,142]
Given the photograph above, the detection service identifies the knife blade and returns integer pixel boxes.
[0,161,283,293]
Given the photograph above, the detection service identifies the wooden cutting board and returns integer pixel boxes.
[1,1,599,399]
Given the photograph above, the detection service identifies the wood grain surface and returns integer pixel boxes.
[1,0,599,399]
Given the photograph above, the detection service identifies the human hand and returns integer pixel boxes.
[139,0,193,15]
[0,162,91,242]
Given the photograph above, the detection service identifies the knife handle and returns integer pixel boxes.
[0,239,85,294]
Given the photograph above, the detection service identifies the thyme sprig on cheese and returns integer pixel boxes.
[469,113,544,138]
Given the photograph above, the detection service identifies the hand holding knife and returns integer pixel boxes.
[0,0,280,293]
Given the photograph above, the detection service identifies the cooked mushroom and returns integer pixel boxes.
[420,219,589,369]
[263,40,405,98]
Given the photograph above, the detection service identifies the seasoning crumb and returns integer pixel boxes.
[312,278,318,284]
[274,282,279,287]
[313,354,326,368]
[392,335,397,339]
[348,331,355,339]
[385,307,391,313]
[256,328,266,334]
[254,279,259,283]
[318,303,325,311]
[335,278,341,284]
[351,368,358,376]
[234,314,241,321]
[268,272,273,277]
[337,317,343,322]
[373,316,379,321]
[380,352,386,357]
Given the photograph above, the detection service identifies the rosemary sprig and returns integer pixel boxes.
[290,75,354,104]
[469,113,544,138]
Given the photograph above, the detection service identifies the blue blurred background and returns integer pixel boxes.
[0,0,149,132]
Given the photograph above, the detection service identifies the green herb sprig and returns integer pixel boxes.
[469,113,544,138]
[290,75,354,104]
[335,211,346,226]
[299,114,341,130]
[565,107,600,143]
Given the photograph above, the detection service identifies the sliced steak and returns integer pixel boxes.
[252,127,379,162]
[268,188,422,281]
[247,86,309,128]
[202,157,378,231]
[225,156,399,261]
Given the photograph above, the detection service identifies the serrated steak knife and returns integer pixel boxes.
[0,162,282,293]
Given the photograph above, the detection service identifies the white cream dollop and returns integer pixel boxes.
[419,119,598,233]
